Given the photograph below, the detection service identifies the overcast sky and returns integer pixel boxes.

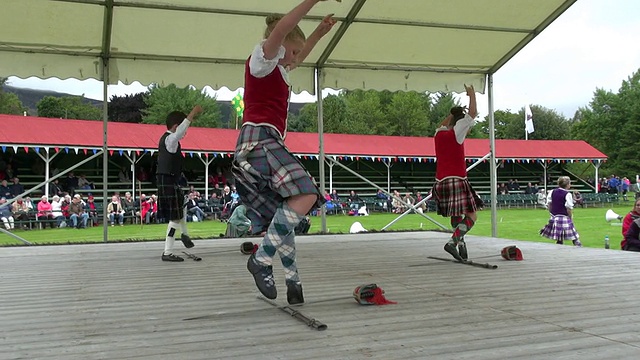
[7,0,640,119]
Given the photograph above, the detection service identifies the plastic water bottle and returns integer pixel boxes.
[605,235,610,249]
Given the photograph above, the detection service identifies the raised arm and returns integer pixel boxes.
[263,0,323,60]
[465,84,477,119]
[291,13,337,70]
[165,105,203,153]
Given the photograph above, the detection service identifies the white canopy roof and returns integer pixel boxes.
[1,0,576,94]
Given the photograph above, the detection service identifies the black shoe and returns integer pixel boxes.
[286,280,304,305]
[181,234,194,248]
[444,242,463,261]
[458,242,468,260]
[162,253,184,262]
[247,254,277,299]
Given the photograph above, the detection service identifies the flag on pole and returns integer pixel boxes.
[525,105,534,134]
[231,93,244,118]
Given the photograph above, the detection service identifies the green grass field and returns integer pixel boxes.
[0,204,632,249]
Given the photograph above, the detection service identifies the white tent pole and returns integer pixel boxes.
[542,161,548,193]
[100,1,114,243]
[386,161,391,194]
[488,73,498,237]
[131,152,136,199]
[204,156,209,199]
[594,160,601,193]
[316,67,327,233]
[102,61,109,243]
[330,161,334,194]
[44,151,50,199]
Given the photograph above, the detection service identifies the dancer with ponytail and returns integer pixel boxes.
[432,84,484,261]
[232,0,337,304]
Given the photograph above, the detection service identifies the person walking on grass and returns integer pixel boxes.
[540,176,582,247]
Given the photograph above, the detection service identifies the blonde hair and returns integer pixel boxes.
[264,14,306,42]
[557,176,571,189]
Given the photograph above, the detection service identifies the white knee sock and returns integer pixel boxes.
[180,217,188,236]
[163,221,180,254]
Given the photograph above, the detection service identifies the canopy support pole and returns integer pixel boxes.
[488,73,498,237]
[316,67,327,234]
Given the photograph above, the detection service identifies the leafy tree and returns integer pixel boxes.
[143,84,221,128]
[612,72,640,173]
[571,89,619,154]
[109,93,147,123]
[428,92,460,135]
[569,68,640,176]
[295,94,351,134]
[342,90,384,135]
[0,77,28,115]
[36,95,102,120]
[386,91,430,136]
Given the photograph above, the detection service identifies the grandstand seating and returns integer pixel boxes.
[2,151,606,224]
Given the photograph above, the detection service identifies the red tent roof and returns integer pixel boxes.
[0,115,607,160]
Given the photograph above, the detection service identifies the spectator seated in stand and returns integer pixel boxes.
[9,177,25,198]
[137,194,157,224]
[185,192,206,222]
[11,197,30,230]
[121,192,136,223]
[0,197,15,230]
[65,172,79,195]
[107,195,124,226]
[86,195,99,226]
[0,180,11,199]
[77,174,94,190]
[207,193,222,219]
[69,194,89,229]
[209,170,227,187]
[348,190,362,210]
[51,195,66,228]
[37,195,55,229]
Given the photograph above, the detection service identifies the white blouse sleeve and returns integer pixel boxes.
[564,192,574,209]
[249,40,286,78]
[164,119,191,153]
[453,114,475,144]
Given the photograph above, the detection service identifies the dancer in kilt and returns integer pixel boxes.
[232,0,336,305]
[157,105,203,262]
[540,176,582,246]
[432,84,483,261]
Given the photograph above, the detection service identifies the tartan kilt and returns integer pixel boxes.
[156,174,185,221]
[540,214,579,242]
[232,125,325,231]
[431,177,483,217]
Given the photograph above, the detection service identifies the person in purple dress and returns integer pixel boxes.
[540,176,582,246]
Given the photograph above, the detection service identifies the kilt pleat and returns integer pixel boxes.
[432,177,483,217]
[156,174,184,221]
[232,125,324,230]
[540,214,580,241]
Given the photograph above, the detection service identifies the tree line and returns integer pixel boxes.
[1,68,639,176]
